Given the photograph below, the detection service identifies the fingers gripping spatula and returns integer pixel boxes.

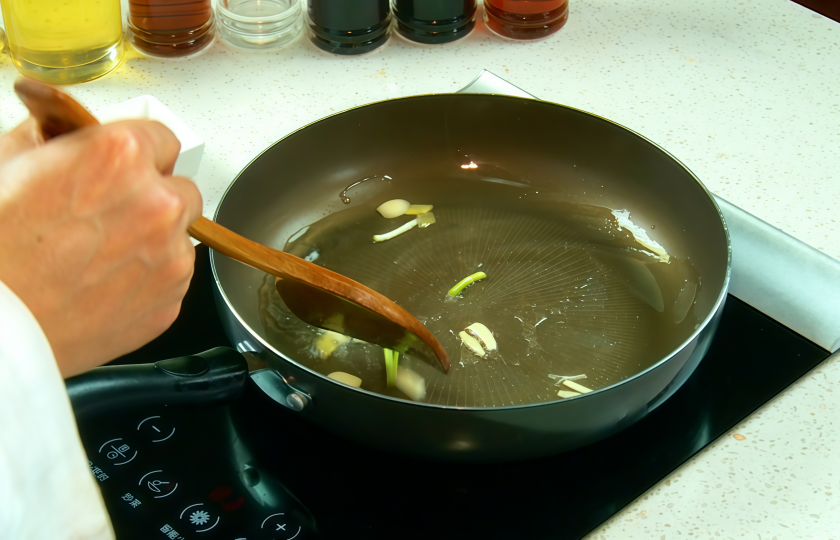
[14,78,450,373]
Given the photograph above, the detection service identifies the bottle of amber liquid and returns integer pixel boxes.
[1,0,124,84]
[484,0,569,41]
[128,0,215,58]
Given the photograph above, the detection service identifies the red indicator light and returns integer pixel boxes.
[209,486,245,512]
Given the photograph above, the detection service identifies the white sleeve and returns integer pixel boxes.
[0,280,114,540]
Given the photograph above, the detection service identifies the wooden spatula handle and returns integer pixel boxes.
[14,78,100,139]
[187,215,293,277]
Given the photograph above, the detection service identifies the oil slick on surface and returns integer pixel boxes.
[260,181,703,407]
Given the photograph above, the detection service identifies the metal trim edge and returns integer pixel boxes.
[713,196,840,352]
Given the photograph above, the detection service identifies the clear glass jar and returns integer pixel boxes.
[1,0,124,84]
[218,0,303,50]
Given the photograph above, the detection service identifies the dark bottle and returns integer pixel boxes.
[484,0,569,41]
[392,0,477,45]
[307,0,391,55]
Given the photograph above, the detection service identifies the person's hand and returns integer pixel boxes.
[0,118,202,377]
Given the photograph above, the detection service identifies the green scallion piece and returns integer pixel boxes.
[447,271,487,296]
[384,348,399,387]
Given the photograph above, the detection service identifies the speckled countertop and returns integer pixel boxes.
[0,0,838,536]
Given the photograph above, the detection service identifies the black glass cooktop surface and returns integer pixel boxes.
[75,245,831,540]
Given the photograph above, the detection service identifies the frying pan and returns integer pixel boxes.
[68,72,730,462]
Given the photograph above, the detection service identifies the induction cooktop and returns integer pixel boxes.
[72,243,831,539]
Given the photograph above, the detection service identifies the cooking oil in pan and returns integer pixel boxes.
[258,189,702,407]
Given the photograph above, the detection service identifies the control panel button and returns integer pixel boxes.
[98,438,137,466]
[139,470,179,498]
[180,503,220,532]
[137,415,176,443]
[261,513,302,540]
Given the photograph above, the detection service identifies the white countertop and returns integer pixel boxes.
[1,0,838,536]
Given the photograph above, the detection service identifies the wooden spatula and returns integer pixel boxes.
[14,78,450,373]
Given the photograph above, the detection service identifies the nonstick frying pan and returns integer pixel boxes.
[68,72,730,462]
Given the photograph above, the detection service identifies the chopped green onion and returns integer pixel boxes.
[384,348,399,387]
[373,219,417,242]
[447,271,487,296]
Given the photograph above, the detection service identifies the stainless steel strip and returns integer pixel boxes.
[714,196,840,352]
[458,70,840,352]
[458,70,536,99]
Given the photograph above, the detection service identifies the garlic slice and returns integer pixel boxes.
[458,331,485,357]
[376,199,411,218]
[465,323,496,351]
[562,380,593,394]
[328,372,362,388]
[416,212,436,228]
[315,330,351,359]
[557,390,581,398]
[405,204,433,215]
[548,374,587,387]
[373,219,417,242]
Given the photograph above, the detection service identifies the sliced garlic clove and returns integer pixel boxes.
[465,322,496,351]
[458,331,485,357]
[548,373,587,384]
[404,204,433,215]
[315,330,351,359]
[376,199,411,218]
[328,372,362,388]
[562,380,593,394]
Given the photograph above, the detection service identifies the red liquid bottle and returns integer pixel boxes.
[128,0,215,58]
[484,0,569,41]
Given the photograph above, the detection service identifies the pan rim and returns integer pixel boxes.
[210,92,733,411]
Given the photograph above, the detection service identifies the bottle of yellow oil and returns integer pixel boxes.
[1,0,124,84]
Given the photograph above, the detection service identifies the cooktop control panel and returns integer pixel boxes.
[76,404,317,540]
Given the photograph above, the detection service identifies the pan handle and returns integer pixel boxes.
[66,347,249,418]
